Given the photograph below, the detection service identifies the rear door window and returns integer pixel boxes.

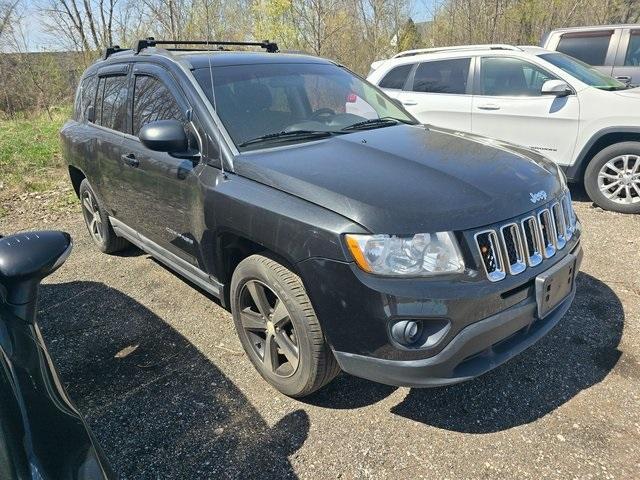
[556,32,612,66]
[379,64,413,89]
[97,75,128,132]
[132,75,185,135]
[624,31,640,66]
[411,58,471,94]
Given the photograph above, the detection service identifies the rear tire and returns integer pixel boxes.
[79,179,129,253]
[584,142,640,214]
[230,254,340,397]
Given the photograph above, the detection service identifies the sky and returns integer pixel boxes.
[16,0,441,52]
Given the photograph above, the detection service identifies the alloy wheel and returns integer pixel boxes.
[239,280,300,378]
[597,154,640,205]
[81,190,104,243]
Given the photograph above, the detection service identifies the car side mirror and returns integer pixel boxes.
[139,120,199,159]
[541,80,572,97]
[0,231,72,322]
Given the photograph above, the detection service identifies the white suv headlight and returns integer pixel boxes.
[345,233,465,276]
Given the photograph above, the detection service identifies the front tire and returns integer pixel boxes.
[231,254,340,397]
[79,179,129,253]
[584,142,640,214]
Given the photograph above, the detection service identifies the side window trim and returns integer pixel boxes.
[403,63,419,91]
[476,55,564,98]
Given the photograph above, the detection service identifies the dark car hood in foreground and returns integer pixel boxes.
[234,125,563,234]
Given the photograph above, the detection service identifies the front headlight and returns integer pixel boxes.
[345,232,465,276]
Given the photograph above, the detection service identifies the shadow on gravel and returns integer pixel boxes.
[569,182,591,203]
[390,272,623,433]
[38,281,308,479]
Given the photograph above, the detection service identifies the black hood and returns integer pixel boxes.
[234,125,563,234]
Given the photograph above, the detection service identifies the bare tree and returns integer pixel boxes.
[40,0,119,51]
[0,0,20,43]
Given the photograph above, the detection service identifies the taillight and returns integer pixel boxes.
[346,93,357,103]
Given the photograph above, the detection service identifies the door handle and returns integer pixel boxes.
[477,104,501,111]
[121,153,139,168]
[402,99,418,106]
[615,75,631,83]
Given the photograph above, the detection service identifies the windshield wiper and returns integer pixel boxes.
[341,117,411,132]
[238,130,333,147]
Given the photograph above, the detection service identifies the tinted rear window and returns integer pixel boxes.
[411,58,470,94]
[379,64,412,89]
[556,33,612,66]
[97,75,128,132]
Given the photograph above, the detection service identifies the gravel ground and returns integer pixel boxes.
[1,184,639,479]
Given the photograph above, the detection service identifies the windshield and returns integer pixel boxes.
[539,52,627,90]
[193,62,417,150]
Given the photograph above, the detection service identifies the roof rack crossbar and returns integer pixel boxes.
[134,37,279,54]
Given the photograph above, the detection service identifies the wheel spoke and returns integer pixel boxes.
[241,308,266,331]
[90,218,97,233]
[246,282,272,319]
[271,299,289,327]
[83,197,93,212]
[632,157,640,174]
[607,184,624,199]
[622,155,630,172]
[633,183,640,197]
[274,330,299,370]
[600,180,620,192]
[598,172,618,180]
[606,162,623,174]
[625,185,632,203]
[263,333,278,372]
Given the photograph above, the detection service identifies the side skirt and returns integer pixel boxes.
[110,217,224,301]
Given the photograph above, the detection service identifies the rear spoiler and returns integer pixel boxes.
[368,59,386,76]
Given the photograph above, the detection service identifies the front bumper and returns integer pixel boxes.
[297,239,582,388]
[334,285,575,387]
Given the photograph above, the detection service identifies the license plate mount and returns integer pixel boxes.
[535,254,576,319]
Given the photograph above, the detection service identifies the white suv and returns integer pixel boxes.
[368,44,640,213]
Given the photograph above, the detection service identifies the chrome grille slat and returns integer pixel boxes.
[538,208,557,258]
[474,230,506,282]
[520,216,543,267]
[474,192,576,282]
[551,202,567,250]
[500,223,526,275]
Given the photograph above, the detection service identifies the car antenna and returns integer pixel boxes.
[204,4,225,178]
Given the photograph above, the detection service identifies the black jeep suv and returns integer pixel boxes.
[61,39,582,397]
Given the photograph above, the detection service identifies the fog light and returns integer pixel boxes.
[391,320,423,346]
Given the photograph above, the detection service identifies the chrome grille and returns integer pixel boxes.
[475,191,577,282]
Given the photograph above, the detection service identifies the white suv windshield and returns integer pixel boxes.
[538,52,627,90]
[194,62,416,150]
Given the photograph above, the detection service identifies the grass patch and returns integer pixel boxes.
[0,106,71,192]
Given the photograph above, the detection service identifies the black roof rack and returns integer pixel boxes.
[103,45,130,59]
[134,37,279,54]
